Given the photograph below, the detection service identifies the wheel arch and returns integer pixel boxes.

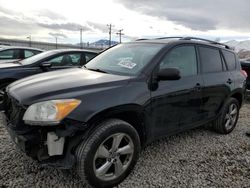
[86,104,148,147]
[0,78,17,87]
[229,89,244,108]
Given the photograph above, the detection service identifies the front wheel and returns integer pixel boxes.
[75,119,140,188]
[212,98,240,134]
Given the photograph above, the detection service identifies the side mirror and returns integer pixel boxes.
[157,68,181,81]
[40,62,52,69]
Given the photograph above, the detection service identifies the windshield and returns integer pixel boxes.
[20,50,56,65]
[85,43,164,76]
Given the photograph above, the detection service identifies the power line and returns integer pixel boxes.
[116,29,124,43]
[107,24,114,47]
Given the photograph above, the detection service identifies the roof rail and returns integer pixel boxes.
[154,37,184,40]
[136,37,184,41]
[135,38,149,41]
[181,37,231,49]
[135,36,232,50]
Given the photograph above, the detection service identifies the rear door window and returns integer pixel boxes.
[199,46,223,73]
[222,50,236,70]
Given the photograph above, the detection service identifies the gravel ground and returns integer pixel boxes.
[0,102,250,188]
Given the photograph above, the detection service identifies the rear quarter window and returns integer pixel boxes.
[85,52,97,62]
[24,50,35,58]
[222,50,236,70]
[199,46,223,73]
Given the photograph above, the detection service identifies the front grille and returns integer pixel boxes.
[4,94,32,134]
[5,94,21,123]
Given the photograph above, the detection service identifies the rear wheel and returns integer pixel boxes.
[75,119,140,188]
[212,98,239,134]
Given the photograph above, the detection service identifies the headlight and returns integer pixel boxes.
[23,99,81,126]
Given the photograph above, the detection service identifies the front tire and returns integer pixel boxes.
[75,119,140,188]
[0,83,10,109]
[212,98,240,134]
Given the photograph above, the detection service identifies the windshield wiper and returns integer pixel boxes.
[84,66,108,73]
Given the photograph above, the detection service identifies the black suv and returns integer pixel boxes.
[2,37,246,188]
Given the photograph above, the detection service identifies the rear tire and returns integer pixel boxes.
[75,119,140,188]
[212,98,239,134]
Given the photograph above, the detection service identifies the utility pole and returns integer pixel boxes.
[107,24,114,47]
[80,28,83,49]
[55,36,58,49]
[116,29,124,43]
[27,35,31,47]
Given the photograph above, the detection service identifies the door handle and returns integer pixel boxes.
[226,79,232,84]
[193,83,202,91]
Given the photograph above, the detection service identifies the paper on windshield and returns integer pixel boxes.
[117,57,137,69]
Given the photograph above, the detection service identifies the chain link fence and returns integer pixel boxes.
[0,38,103,51]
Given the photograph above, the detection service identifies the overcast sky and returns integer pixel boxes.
[0,0,250,44]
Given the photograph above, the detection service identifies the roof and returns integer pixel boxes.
[46,48,101,53]
[0,46,43,51]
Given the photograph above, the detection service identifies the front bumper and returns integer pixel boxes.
[3,114,40,156]
[2,113,87,169]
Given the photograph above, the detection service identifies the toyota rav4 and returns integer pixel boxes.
[2,37,247,188]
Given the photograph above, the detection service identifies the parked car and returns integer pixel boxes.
[2,37,246,188]
[0,46,43,63]
[0,49,99,107]
[240,60,250,89]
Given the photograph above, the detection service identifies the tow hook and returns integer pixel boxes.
[47,132,65,156]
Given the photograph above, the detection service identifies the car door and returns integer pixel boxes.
[198,46,233,119]
[222,50,242,89]
[44,52,82,71]
[150,45,204,137]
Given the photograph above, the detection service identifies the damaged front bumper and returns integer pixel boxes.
[3,114,87,169]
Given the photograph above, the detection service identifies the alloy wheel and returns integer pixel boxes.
[93,133,134,181]
[224,103,238,130]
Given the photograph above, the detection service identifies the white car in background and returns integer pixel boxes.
[0,46,43,63]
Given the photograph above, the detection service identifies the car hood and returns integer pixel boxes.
[241,61,250,67]
[7,68,132,105]
[0,62,21,68]
[0,59,19,64]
